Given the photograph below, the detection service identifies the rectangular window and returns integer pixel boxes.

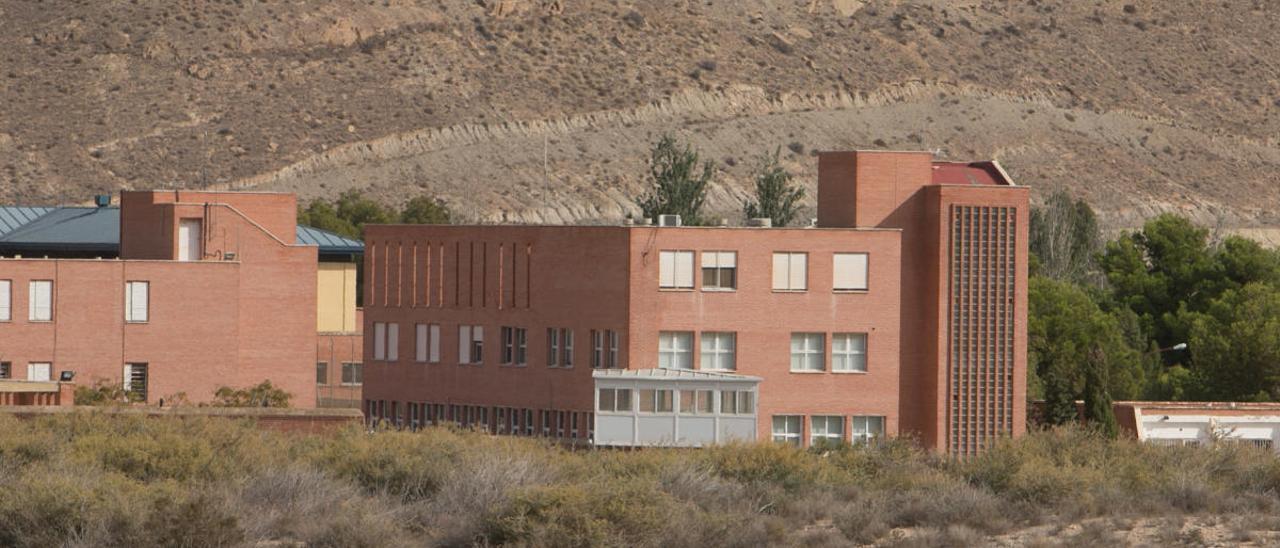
[607,330,619,368]
[547,328,560,367]
[591,330,604,368]
[0,280,9,321]
[416,324,429,362]
[597,388,633,413]
[833,253,869,291]
[525,409,535,436]
[124,363,148,401]
[679,389,714,414]
[699,332,736,371]
[125,281,149,323]
[811,416,844,445]
[373,322,387,360]
[562,329,574,367]
[460,325,484,364]
[772,415,803,446]
[832,333,868,372]
[571,412,579,439]
[429,324,441,363]
[342,362,363,385]
[316,362,328,384]
[638,389,674,413]
[659,250,695,289]
[28,280,52,321]
[790,333,825,372]
[557,411,566,438]
[658,331,693,369]
[502,327,515,364]
[541,410,551,436]
[771,252,807,291]
[515,328,527,365]
[387,323,399,361]
[27,362,51,382]
[701,251,737,290]
[851,416,886,445]
[178,218,202,261]
[0,362,9,379]
[720,390,755,414]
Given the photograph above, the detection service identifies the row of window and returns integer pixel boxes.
[771,415,886,447]
[365,400,596,440]
[658,251,869,292]
[596,387,755,415]
[315,361,363,386]
[0,280,150,323]
[0,361,148,399]
[370,322,870,374]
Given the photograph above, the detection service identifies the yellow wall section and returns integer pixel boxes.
[317,262,357,333]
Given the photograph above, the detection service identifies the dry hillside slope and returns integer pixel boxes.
[1,0,1278,236]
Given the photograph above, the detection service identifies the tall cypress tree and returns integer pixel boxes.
[1083,346,1120,438]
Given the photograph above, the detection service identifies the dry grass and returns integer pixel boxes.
[0,413,1277,546]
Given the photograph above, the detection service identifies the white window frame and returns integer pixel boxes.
[124,281,149,323]
[771,252,808,291]
[373,322,387,360]
[658,331,693,370]
[700,251,737,291]
[659,250,695,289]
[459,325,484,364]
[342,362,363,385]
[678,389,714,414]
[591,329,604,369]
[515,327,527,365]
[597,387,633,413]
[851,416,886,445]
[833,253,869,291]
[833,333,868,372]
[28,280,52,322]
[27,362,51,382]
[720,390,754,415]
[699,332,736,371]
[123,362,148,401]
[501,326,515,364]
[562,329,575,367]
[811,416,845,446]
[772,415,803,446]
[790,333,826,372]
[0,280,11,321]
[547,328,560,367]
[607,330,619,368]
[638,389,674,414]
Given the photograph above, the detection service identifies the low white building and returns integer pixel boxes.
[1121,402,1280,451]
[593,368,761,447]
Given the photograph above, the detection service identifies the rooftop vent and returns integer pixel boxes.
[657,214,682,227]
[746,217,773,228]
[94,195,111,207]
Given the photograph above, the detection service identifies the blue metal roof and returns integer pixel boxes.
[0,206,363,255]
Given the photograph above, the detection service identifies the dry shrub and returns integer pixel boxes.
[235,466,408,547]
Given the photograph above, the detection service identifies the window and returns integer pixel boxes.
[701,251,737,290]
[525,409,535,436]
[772,415,803,446]
[386,323,399,361]
[833,333,868,372]
[607,330,619,368]
[459,325,484,364]
[571,412,579,439]
[0,280,10,321]
[502,327,515,364]
[720,390,755,414]
[341,362,363,385]
[416,324,430,363]
[851,416,886,445]
[28,280,52,321]
[771,252,807,291]
[541,410,552,436]
[679,390,714,414]
[557,410,566,438]
[429,324,441,362]
[516,328,527,365]
[178,218,202,261]
[409,403,420,429]
[562,329,574,367]
[659,250,695,289]
[124,363,148,401]
[638,389,674,413]
[658,331,693,369]
[591,330,604,368]
[27,362,51,382]
[700,332,736,370]
[811,416,844,445]
[0,362,10,379]
[125,281,149,323]
[547,328,560,367]
[790,333,825,372]
[373,322,386,360]
[833,253,869,291]
[316,362,328,385]
[597,388,633,412]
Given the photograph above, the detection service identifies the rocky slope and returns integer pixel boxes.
[2,0,1278,237]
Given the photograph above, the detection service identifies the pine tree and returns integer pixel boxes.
[1082,346,1120,438]
[743,147,805,227]
[638,134,714,226]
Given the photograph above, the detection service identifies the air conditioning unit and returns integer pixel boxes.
[746,217,773,228]
[657,214,682,227]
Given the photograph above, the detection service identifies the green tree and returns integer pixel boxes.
[1040,363,1079,427]
[1082,346,1119,438]
[335,190,397,234]
[1186,283,1280,401]
[638,134,714,226]
[400,196,452,225]
[212,381,292,408]
[1029,276,1146,402]
[297,199,358,239]
[1030,191,1102,285]
[743,148,805,227]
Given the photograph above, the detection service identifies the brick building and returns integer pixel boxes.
[0,191,364,408]
[361,150,1028,454]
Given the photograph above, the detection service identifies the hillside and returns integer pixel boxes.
[2,0,1279,237]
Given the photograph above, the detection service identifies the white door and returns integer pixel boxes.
[27,362,51,381]
[178,219,202,261]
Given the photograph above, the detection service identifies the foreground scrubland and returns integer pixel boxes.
[1,414,1279,547]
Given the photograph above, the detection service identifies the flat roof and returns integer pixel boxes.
[593,368,763,382]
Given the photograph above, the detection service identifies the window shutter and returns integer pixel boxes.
[772,253,788,290]
[30,281,51,321]
[416,324,428,362]
[128,282,149,322]
[429,324,441,362]
[387,323,399,361]
[123,364,133,391]
[459,325,471,363]
[674,251,693,288]
[659,251,675,287]
[834,253,868,290]
[373,322,386,360]
[0,280,10,321]
[788,254,807,290]
[719,252,735,268]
